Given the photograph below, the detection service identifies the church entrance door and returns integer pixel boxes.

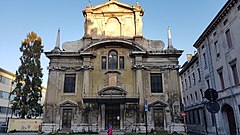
[62,109,72,129]
[105,104,120,130]
[154,109,164,131]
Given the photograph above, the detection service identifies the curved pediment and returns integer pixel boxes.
[81,39,146,52]
[98,86,127,96]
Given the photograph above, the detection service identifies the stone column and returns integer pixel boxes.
[134,56,144,105]
[101,104,105,131]
[120,104,125,130]
[82,57,92,97]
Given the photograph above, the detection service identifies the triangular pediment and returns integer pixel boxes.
[148,100,168,107]
[93,1,135,13]
[59,100,77,107]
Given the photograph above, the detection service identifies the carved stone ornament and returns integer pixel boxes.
[132,64,146,70]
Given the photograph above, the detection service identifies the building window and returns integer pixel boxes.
[119,56,124,69]
[197,68,201,81]
[218,69,225,89]
[203,53,207,68]
[238,5,240,11]
[108,50,118,70]
[200,89,203,101]
[0,90,9,99]
[190,94,193,104]
[231,64,239,85]
[211,113,215,126]
[64,74,76,93]
[206,79,210,88]
[150,73,163,93]
[225,29,233,48]
[101,56,107,69]
[0,75,11,85]
[197,110,201,124]
[181,81,184,90]
[185,79,188,89]
[223,19,228,26]
[214,41,220,58]
[183,97,186,105]
[195,91,198,101]
[192,73,196,85]
[188,76,191,88]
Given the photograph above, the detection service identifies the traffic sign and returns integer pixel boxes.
[205,88,218,101]
[181,112,186,117]
[206,101,220,113]
[144,98,148,112]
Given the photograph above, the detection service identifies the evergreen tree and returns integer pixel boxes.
[11,32,44,119]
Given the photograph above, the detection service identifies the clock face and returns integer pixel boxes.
[149,40,165,51]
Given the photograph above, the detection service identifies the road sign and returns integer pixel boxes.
[205,88,218,101]
[181,112,186,117]
[206,101,220,113]
[144,98,148,112]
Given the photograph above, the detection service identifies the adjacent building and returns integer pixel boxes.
[43,0,183,133]
[0,68,15,126]
[180,0,240,134]
[0,67,46,127]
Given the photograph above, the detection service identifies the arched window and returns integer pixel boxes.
[108,50,118,69]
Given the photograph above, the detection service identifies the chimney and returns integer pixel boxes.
[187,54,192,62]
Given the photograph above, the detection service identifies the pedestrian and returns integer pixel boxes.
[107,123,112,135]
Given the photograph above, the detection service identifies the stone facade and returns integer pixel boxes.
[43,0,183,133]
[181,0,240,134]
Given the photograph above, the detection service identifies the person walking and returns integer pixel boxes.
[107,123,112,135]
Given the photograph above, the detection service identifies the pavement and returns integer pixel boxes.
[0,133,38,135]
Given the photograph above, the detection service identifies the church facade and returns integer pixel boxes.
[42,0,183,133]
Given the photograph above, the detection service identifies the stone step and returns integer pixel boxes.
[99,130,124,135]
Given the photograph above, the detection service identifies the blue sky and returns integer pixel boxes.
[0,0,226,87]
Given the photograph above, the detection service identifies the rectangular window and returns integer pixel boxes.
[195,91,198,101]
[197,110,201,124]
[206,79,210,88]
[211,113,215,126]
[181,81,184,90]
[200,89,203,100]
[119,56,124,69]
[102,56,107,70]
[197,68,201,81]
[225,29,233,48]
[214,41,220,58]
[218,70,225,89]
[188,76,191,88]
[190,94,193,103]
[150,73,163,93]
[192,73,196,85]
[64,74,76,93]
[185,79,188,90]
[231,64,239,85]
[203,53,207,67]
[223,19,228,26]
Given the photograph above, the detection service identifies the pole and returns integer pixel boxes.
[213,113,218,135]
[183,116,186,135]
[145,111,147,135]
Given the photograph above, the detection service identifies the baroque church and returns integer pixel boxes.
[42,0,183,133]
